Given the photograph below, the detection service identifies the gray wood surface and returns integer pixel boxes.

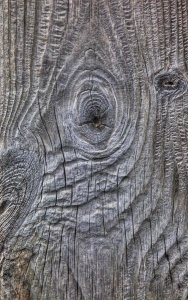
[0,0,188,299]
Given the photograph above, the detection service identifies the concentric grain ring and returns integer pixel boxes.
[0,148,41,245]
[56,63,130,158]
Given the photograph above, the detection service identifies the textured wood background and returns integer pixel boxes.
[0,0,188,299]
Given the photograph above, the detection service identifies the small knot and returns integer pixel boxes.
[92,116,103,129]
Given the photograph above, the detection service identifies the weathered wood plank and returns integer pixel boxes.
[0,0,188,299]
